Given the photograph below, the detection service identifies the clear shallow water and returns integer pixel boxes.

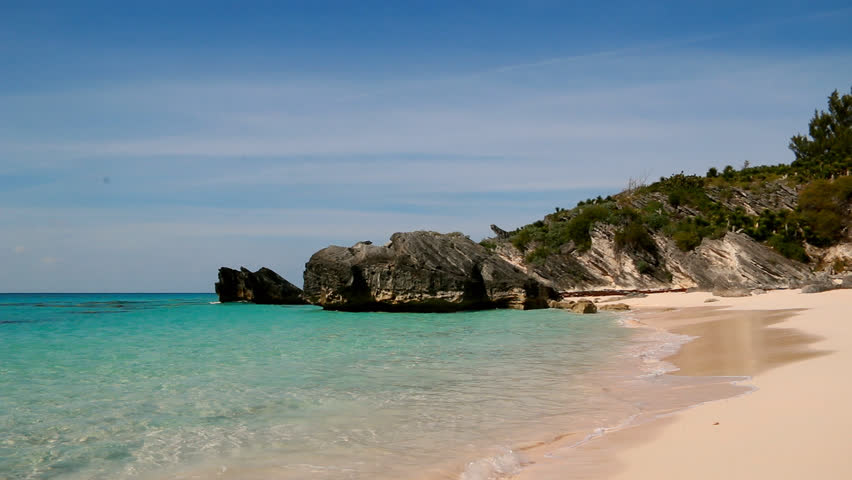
[0,293,670,480]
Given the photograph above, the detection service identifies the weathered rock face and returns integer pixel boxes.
[495,230,815,294]
[705,181,799,215]
[801,282,836,294]
[303,231,557,312]
[677,232,815,290]
[215,267,306,304]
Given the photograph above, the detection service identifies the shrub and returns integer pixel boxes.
[797,177,852,246]
[644,212,670,230]
[479,240,497,251]
[635,260,654,275]
[615,222,657,255]
[767,234,809,263]
[672,228,702,251]
[557,204,613,251]
[525,246,553,264]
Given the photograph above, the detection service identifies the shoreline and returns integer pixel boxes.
[513,288,852,479]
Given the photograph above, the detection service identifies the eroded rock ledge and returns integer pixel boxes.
[302,231,558,312]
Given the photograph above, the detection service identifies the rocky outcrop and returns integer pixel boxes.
[801,281,836,294]
[215,267,306,304]
[303,231,557,312]
[547,299,599,313]
[679,232,815,290]
[705,181,799,215]
[571,300,597,313]
[493,229,814,294]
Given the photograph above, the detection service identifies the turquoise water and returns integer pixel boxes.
[0,293,658,480]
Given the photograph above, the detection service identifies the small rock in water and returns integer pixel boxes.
[598,303,630,311]
[571,300,597,314]
[548,299,575,309]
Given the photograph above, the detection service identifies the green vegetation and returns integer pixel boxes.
[504,87,852,264]
[798,176,852,246]
[479,239,497,251]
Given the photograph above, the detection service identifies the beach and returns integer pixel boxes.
[517,288,852,479]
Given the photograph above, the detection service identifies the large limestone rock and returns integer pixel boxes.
[303,231,557,312]
[215,267,306,304]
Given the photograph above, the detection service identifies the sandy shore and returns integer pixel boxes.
[515,288,852,479]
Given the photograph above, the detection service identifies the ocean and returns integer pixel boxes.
[0,293,693,480]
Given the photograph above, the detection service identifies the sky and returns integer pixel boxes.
[1,1,851,292]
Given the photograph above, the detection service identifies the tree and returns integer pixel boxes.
[789,87,852,178]
[706,167,718,178]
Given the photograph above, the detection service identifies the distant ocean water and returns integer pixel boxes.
[0,293,690,480]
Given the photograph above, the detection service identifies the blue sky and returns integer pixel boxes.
[2,1,851,292]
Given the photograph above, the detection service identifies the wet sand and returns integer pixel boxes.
[515,288,852,479]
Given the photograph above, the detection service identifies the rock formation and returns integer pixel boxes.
[215,267,306,304]
[303,231,557,312]
[493,229,814,294]
[598,303,630,311]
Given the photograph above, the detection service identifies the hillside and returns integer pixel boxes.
[482,87,852,293]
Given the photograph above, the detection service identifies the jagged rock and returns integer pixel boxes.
[495,228,814,294]
[215,267,306,304]
[841,276,852,289]
[598,303,630,311]
[571,300,597,314]
[490,224,511,239]
[303,231,557,312]
[704,298,720,303]
[673,233,814,290]
[548,299,575,309]
[801,282,836,294]
[705,181,799,215]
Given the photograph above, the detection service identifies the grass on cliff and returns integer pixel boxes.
[504,86,852,265]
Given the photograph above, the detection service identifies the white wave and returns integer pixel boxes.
[459,449,527,480]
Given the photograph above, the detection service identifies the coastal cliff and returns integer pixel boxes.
[215,88,850,309]
[302,231,557,311]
